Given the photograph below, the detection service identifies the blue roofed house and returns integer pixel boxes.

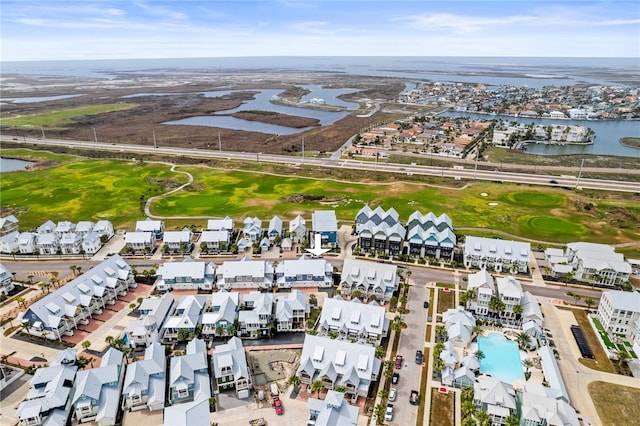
[16,349,78,426]
[274,255,333,289]
[121,342,166,412]
[124,293,175,348]
[161,295,207,342]
[211,337,252,398]
[71,348,124,426]
[311,210,338,248]
[355,205,400,233]
[307,390,359,426]
[339,259,399,302]
[202,290,239,339]
[169,338,211,405]
[259,236,271,254]
[162,399,210,426]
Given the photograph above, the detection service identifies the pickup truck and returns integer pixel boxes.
[410,390,420,405]
[273,396,284,415]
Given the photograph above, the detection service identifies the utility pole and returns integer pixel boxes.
[218,132,222,153]
[41,126,45,141]
[152,130,157,149]
[576,158,584,189]
[93,127,98,144]
[473,146,479,180]
[302,138,305,164]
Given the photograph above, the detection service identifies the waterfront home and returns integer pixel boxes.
[211,336,252,398]
[0,214,19,236]
[289,215,307,244]
[297,334,381,403]
[135,218,164,240]
[162,295,207,342]
[275,290,310,332]
[155,258,215,292]
[16,349,78,426]
[71,348,124,426]
[124,293,175,348]
[0,231,19,254]
[121,342,166,412]
[202,290,239,339]
[237,292,274,339]
[317,297,389,346]
[0,263,15,296]
[124,231,154,254]
[215,256,274,290]
[463,236,530,273]
[168,338,210,405]
[163,229,193,253]
[307,390,359,426]
[565,242,631,286]
[597,290,640,356]
[20,255,134,340]
[339,258,399,302]
[274,255,333,289]
[311,210,338,248]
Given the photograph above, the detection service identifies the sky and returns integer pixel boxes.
[1,0,639,61]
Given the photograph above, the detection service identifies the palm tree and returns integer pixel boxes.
[584,297,595,311]
[471,325,484,341]
[15,296,26,308]
[375,345,385,359]
[460,289,476,309]
[488,297,505,318]
[475,410,491,426]
[82,340,91,351]
[616,350,631,369]
[522,358,534,376]
[461,385,474,402]
[591,273,602,288]
[373,404,385,425]
[288,374,301,389]
[435,324,447,341]
[69,265,77,276]
[473,350,485,361]
[516,332,532,350]
[462,417,477,426]
[335,384,347,393]
[566,291,581,305]
[512,304,523,319]
[105,335,114,346]
[20,321,32,336]
[27,274,34,286]
[433,357,445,373]
[378,388,389,400]
[461,399,476,417]
[311,379,324,398]
[504,415,520,426]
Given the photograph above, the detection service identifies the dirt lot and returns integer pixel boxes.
[1,72,406,155]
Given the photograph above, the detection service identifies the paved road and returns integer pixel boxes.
[3,135,638,192]
[389,284,428,426]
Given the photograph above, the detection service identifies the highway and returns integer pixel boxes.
[2,134,639,193]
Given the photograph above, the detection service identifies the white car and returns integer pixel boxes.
[385,404,394,421]
[389,387,397,402]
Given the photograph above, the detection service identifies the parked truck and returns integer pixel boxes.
[410,390,420,405]
[270,383,279,396]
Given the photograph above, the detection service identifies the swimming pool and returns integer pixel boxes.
[478,333,524,383]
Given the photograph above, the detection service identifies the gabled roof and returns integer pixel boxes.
[496,276,523,299]
[202,291,239,326]
[307,390,360,426]
[275,290,309,322]
[289,215,306,232]
[163,399,210,426]
[464,236,530,262]
[474,376,517,410]
[163,229,192,243]
[135,219,163,232]
[602,290,640,313]
[218,257,272,279]
[318,297,388,337]
[207,216,234,231]
[122,342,165,401]
[312,210,337,233]
[211,337,249,383]
[467,269,495,293]
[268,215,283,234]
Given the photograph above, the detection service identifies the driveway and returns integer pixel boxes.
[389,284,428,425]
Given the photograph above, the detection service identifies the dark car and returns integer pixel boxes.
[392,372,400,384]
[423,301,429,309]
[549,179,558,184]
[415,350,423,364]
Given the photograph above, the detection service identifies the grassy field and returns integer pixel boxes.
[1,149,639,245]
[589,381,640,426]
[2,103,138,127]
[0,156,187,229]
[429,387,455,426]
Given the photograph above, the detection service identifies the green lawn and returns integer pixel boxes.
[2,150,640,245]
[589,381,640,426]
[2,103,137,127]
